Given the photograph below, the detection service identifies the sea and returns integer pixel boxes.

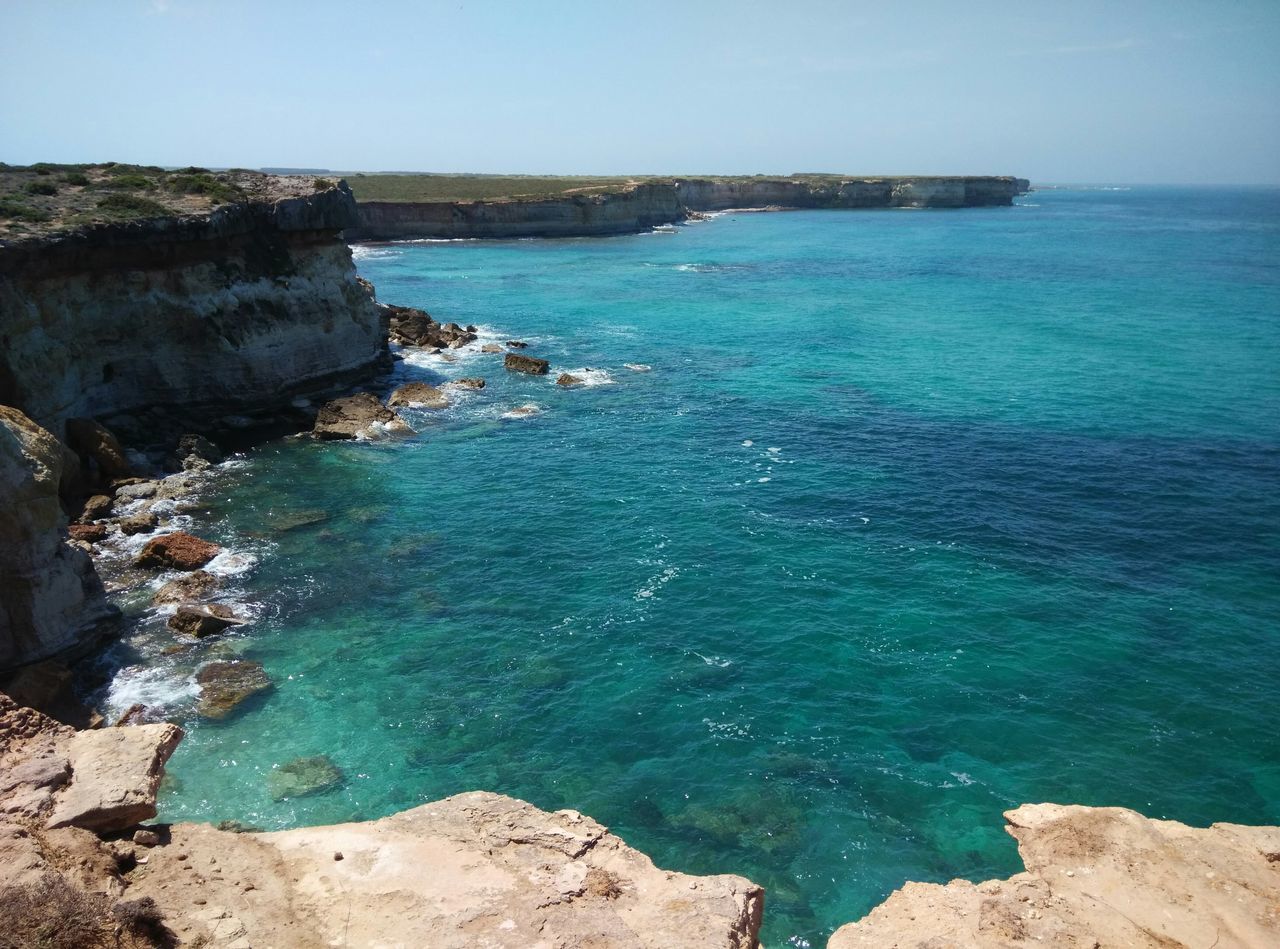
[98,186,1280,946]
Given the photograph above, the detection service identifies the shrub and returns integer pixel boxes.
[313,177,337,191]
[0,196,51,222]
[0,874,115,949]
[25,179,58,196]
[100,173,155,191]
[164,173,245,204]
[62,171,90,186]
[95,193,174,218]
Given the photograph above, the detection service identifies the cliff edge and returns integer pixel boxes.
[830,803,1280,948]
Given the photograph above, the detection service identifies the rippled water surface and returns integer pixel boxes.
[104,187,1280,946]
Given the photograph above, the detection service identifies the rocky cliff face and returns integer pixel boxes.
[0,181,387,446]
[830,803,1280,948]
[348,176,1029,240]
[0,408,116,669]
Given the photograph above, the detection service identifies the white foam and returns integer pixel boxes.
[741,439,754,447]
[623,363,652,373]
[552,367,615,387]
[501,404,542,420]
[349,245,403,261]
[104,664,198,718]
[205,548,259,577]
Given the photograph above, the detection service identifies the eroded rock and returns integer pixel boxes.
[312,393,395,440]
[388,382,449,409]
[449,377,486,390]
[556,373,584,387]
[167,605,245,639]
[135,532,221,570]
[505,353,550,375]
[117,511,159,536]
[195,661,273,719]
[152,570,219,606]
[64,418,132,481]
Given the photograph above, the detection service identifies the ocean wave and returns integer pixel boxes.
[552,367,615,387]
[349,245,403,261]
[104,663,199,719]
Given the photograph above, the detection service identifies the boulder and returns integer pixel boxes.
[167,604,245,639]
[829,803,1280,949]
[556,373,584,387]
[0,407,117,670]
[507,340,528,349]
[505,353,550,375]
[449,377,486,390]
[117,511,159,536]
[135,532,221,570]
[112,480,157,502]
[481,343,503,353]
[266,755,345,800]
[64,418,132,481]
[45,722,183,832]
[176,433,222,466]
[67,523,107,543]
[312,393,395,440]
[77,494,113,521]
[388,382,449,409]
[384,304,478,348]
[152,570,219,605]
[195,661,273,719]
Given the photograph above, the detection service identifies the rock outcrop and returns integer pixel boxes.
[0,407,117,670]
[312,391,405,439]
[506,353,550,375]
[829,803,1280,949]
[1,691,764,948]
[0,178,389,447]
[134,531,221,571]
[347,176,1031,241]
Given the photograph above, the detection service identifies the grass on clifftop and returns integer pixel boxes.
[345,174,647,203]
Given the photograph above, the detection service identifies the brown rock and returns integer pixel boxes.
[312,393,395,440]
[387,382,449,409]
[481,343,503,353]
[449,377,486,390]
[168,604,245,639]
[45,722,183,832]
[152,570,219,605]
[117,511,159,535]
[195,661,273,719]
[507,340,528,349]
[64,418,132,480]
[505,353,550,375]
[133,828,161,847]
[135,532,221,570]
[114,703,149,726]
[829,803,1280,949]
[556,373,584,387]
[77,494,113,521]
[67,523,107,543]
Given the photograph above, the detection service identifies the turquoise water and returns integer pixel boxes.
[108,188,1279,945]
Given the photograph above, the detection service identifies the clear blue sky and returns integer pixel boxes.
[3,0,1278,183]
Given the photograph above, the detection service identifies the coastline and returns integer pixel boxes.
[3,171,1278,946]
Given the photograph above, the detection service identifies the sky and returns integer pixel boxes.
[2,0,1278,184]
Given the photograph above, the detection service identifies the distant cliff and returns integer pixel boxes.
[0,176,387,447]
[346,176,1031,241]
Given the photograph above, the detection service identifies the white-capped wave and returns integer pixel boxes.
[104,663,199,719]
[552,367,615,387]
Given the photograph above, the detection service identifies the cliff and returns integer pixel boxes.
[346,175,1030,241]
[830,803,1280,948]
[0,692,764,948]
[0,173,387,446]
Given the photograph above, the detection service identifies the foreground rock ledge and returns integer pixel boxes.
[830,802,1280,949]
[128,790,763,948]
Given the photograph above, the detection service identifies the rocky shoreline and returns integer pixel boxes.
[346,175,1033,241]
[3,171,1277,947]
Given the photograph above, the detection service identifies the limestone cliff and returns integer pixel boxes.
[0,408,116,669]
[0,179,387,446]
[829,803,1280,948]
[347,176,1030,241]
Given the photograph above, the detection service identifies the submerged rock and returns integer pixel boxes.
[167,604,245,639]
[556,373,584,387]
[505,353,550,375]
[152,570,219,605]
[449,377,486,390]
[312,393,396,440]
[267,755,345,800]
[135,532,221,571]
[195,661,273,719]
[388,382,449,409]
[268,509,329,533]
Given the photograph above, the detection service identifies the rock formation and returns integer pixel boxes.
[506,353,550,375]
[388,381,449,408]
[0,178,389,447]
[829,803,1280,948]
[312,391,404,439]
[347,176,1031,241]
[0,407,117,670]
[0,691,765,948]
[134,531,221,571]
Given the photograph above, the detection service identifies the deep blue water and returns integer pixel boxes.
[104,187,1280,946]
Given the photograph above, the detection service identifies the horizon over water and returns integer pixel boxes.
[100,186,1280,946]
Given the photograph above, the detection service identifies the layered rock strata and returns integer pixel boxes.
[830,803,1280,948]
[348,176,1031,241]
[0,691,764,948]
[0,179,388,447]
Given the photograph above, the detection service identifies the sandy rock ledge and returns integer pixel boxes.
[830,802,1280,949]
